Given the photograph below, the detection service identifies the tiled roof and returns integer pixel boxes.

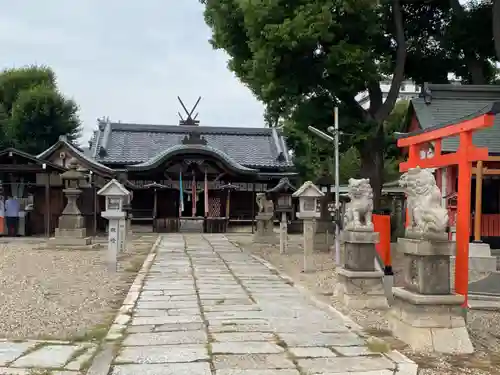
[89,122,294,169]
[38,135,115,176]
[410,84,500,153]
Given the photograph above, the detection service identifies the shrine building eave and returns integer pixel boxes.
[126,144,259,175]
[38,135,115,177]
[0,148,66,172]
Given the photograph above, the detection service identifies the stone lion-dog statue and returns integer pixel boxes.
[344,178,374,231]
[256,193,274,214]
[399,167,448,234]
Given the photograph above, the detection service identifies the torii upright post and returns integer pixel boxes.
[397,102,499,306]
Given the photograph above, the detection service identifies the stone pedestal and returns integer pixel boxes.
[334,230,388,309]
[451,242,496,274]
[48,188,96,249]
[388,237,473,353]
[253,213,278,244]
[279,212,287,254]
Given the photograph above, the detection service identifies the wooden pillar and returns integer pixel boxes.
[226,189,231,219]
[474,161,484,242]
[153,188,157,232]
[455,132,473,304]
[45,171,50,237]
[93,182,97,236]
[251,182,255,234]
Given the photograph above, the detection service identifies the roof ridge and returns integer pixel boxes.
[109,122,273,134]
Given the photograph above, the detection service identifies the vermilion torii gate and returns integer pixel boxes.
[397,102,500,304]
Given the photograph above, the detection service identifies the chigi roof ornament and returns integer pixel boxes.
[178,96,201,126]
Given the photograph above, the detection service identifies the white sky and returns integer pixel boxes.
[0,0,265,142]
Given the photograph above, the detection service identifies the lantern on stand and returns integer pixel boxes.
[267,178,296,254]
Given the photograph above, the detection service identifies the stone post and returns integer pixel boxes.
[388,167,473,354]
[335,230,388,309]
[280,212,287,254]
[107,219,119,271]
[303,218,315,272]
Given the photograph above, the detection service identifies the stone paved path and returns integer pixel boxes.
[111,234,417,375]
[0,339,97,374]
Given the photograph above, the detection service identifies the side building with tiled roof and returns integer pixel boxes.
[405,83,500,244]
[42,116,297,232]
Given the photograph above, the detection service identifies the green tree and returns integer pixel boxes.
[402,0,498,85]
[0,65,81,154]
[494,0,500,62]
[201,0,407,206]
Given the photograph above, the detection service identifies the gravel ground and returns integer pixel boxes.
[0,234,156,340]
[229,234,500,375]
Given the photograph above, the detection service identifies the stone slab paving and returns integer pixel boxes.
[0,339,97,374]
[109,234,418,375]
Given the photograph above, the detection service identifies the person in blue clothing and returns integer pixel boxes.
[5,195,20,236]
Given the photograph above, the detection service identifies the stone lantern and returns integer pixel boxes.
[98,179,130,271]
[49,158,94,248]
[292,181,324,272]
[267,178,296,254]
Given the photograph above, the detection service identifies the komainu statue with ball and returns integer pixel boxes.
[399,167,448,235]
[256,193,274,214]
[344,178,374,231]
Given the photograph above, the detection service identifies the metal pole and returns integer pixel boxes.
[334,107,341,265]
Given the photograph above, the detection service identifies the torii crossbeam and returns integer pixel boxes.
[397,102,500,305]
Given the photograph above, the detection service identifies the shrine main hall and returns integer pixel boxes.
[29,109,297,234]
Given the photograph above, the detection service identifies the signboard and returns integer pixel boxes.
[128,180,269,192]
[107,197,121,211]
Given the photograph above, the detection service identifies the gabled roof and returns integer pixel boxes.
[409,84,500,153]
[38,135,115,176]
[292,181,324,197]
[267,177,296,193]
[0,148,65,171]
[97,178,130,196]
[88,121,294,170]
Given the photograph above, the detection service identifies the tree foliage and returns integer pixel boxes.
[0,66,81,154]
[202,0,407,206]
[201,0,499,206]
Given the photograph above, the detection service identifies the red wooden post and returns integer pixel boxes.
[397,104,498,307]
[455,132,473,302]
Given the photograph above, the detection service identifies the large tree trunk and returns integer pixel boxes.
[358,137,385,210]
[466,57,487,84]
[494,0,500,63]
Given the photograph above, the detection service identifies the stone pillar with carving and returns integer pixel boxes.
[334,178,389,309]
[388,167,473,353]
[253,193,278,244]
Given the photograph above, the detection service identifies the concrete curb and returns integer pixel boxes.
[87,235,161,375]
[248,252,418,375]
